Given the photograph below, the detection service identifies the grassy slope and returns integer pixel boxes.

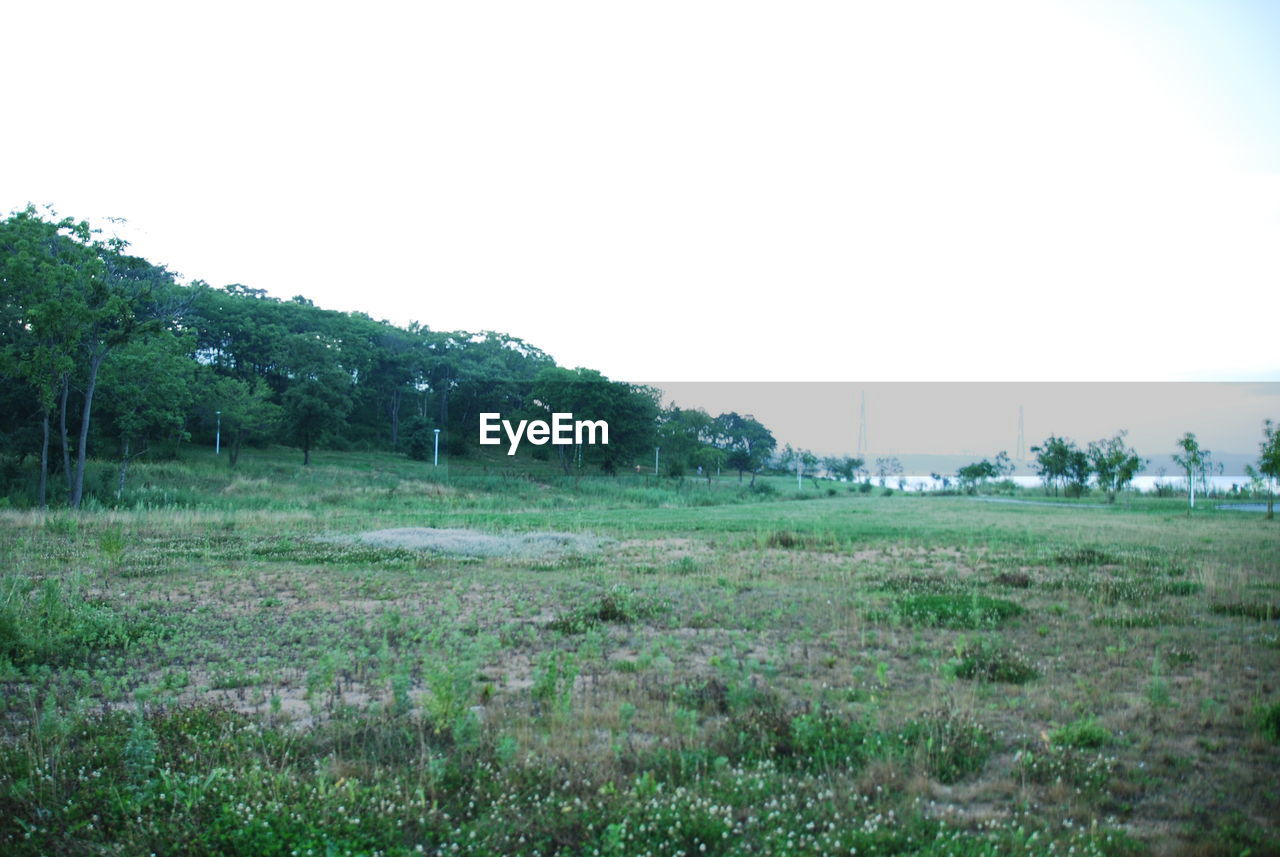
[1,447,1278,856]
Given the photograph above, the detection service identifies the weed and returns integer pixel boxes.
[879,708,995,784]
[1253,700,1280,743]
[1015,745,1117,802]
[1211,602,1280,621]
[547,586,666,634]
[886,593,1025,629]
[952,638,1038,684]
[994,571,1032,588]
[1055,547,1118,566]
[1050,716,1112,749]
[0,576,143,670]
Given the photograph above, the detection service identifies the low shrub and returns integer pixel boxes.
[888,594,1025,629]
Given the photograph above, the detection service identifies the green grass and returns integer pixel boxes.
[887,594,1026,629]
[0,445,1277,856]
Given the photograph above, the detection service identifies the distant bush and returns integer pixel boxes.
[767,530,803,549]
[403,417,435,461]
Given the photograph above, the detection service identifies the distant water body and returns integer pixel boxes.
[882,475,1264,494]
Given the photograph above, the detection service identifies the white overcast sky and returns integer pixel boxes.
[3,0,1279,383]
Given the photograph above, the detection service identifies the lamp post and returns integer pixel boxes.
[655,446,660,477]
[433,428,441,467]
[215,411,221,456]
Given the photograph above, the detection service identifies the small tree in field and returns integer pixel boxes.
[1031,435,1074,495]
[1244,419,1280,520]
[1087,431,1145,503]
[956,451,1014,494]
[1172,432,1207,510]
[1065,447,1092,497]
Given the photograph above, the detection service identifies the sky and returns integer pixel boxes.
[653,381,1280,459]
[3,0,1279,388]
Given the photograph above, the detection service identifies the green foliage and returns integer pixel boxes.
[1254,700,1280,743]
[1031,435,1098,497]
[547,587,666,634]
[1173,431,1209,508]
[956,451,1014,494]
[884,709,996,784]
[953,637,1038,683]
[531,650,579,715]
[403,415,437,461]
[1211,601,1279,621]
[716,412,777,482]
[531,367,660,473]
[1248,419,1280,519]
[824,454,865,482]
[1015,745,1117,802]
[1087,431,1145,502]
[0,576,142,670]
[888,594,1025,629]
[1050,716,1113,749]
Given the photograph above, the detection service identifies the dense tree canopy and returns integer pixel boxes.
[0,207,788,506]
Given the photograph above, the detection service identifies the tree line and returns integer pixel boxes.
[0,207,792,508]
[1029,428,1279,514]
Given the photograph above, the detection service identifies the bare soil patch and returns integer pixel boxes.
[332,527,611,558]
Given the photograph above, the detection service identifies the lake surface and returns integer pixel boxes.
[871,474,1269,495]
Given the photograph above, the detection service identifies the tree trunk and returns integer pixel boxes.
[117,436,130,500]
[230,428,243,467]
[389,388,401,448]
[303,430,311,466]
[59,376,73,491]
[71,351,106,509]
[39,409,50,509]
[1268,493,1274,520]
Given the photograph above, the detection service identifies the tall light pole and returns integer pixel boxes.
[215,411,221,456]
[654,446,660,476]
[433,428,441,467]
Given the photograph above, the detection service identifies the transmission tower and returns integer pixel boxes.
[857,391,868,458]
[1017,405,1025,462]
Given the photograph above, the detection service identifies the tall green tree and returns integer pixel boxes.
[1031,435,1075,496]
[0,208,101,506]
[657,407,720,477]
[1244,419,1279,520]
[715,412,776,484]
[530,367,658,474]
[1087,431,1145,503]
[197,375,282,467]
[67,248,195,507]
[282,334,353,465]
[97,334,196,498]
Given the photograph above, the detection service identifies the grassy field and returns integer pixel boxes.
[2,448,1278,856]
